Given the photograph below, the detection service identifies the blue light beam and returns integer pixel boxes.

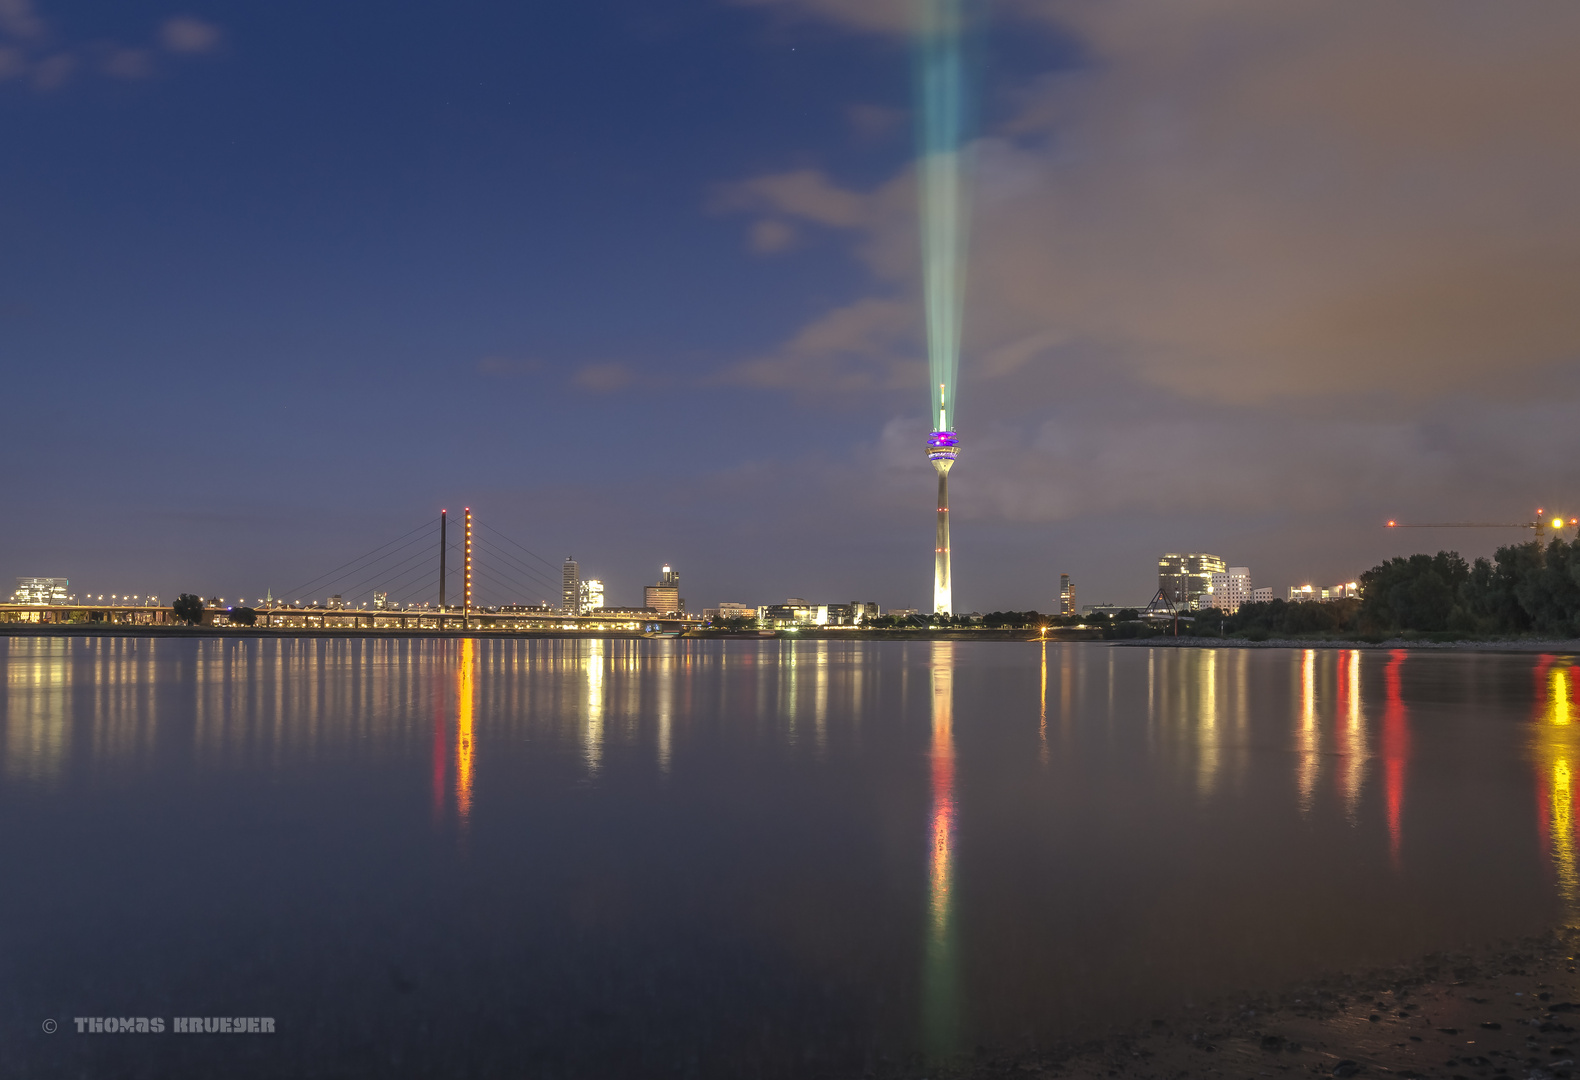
[915,0,973,435]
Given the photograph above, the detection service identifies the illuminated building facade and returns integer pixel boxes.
[12,577,68,605]
[1288,582,1360,602]
[1204,567,1252,614]
[1059,574,1075,616]
[643,565,682,614]
[712,602,757,621]
[928,430,959,615]
[562,557,580,614]
[579,578,604,613]
[1158,553,1226,609]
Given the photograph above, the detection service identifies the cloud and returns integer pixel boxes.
[159,16,221,55]
[0,5,224,91]
[847,102,905,140]
[747,219,798,253]
[712,168,871,228]
[28,50,70,89]
[0,44,25,79]
[0,0,43,40]
[717,297,922,395]
[722,1,1580,409]
[572,362,637,393]
[98,46,153,80]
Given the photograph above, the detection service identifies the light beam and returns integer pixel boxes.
[915,0,973,616]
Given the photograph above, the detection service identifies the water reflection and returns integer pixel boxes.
[1197,650,1219,797]
[924,641,958,1057]
[1379,651,1409,867]
[656,644,673,773]
[456,638,475,824]
[585,638,605,776]
[1337,650,1367,823]
[1296,650,1320,813]
[1536,658,1580,912]
[15,636,1580,1073]
[1038,643,1048,765]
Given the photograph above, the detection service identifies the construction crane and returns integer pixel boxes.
[1384,508,1579,543]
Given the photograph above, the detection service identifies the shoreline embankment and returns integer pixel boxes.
[6,625,1580,652]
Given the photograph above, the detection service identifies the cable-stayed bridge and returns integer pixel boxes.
[1,509,701,634]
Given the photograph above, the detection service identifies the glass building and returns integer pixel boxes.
[1157,553,1226,609]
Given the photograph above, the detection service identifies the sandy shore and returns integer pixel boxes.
[931,929,1580,1080]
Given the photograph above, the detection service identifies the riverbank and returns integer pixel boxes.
[1118,636,1580,654]
[930,927,1580,1080]
[0,624,1067,642]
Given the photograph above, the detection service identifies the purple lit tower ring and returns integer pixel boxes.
[928,429,959,615]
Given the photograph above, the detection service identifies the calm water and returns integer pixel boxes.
[3,636,1579,1077]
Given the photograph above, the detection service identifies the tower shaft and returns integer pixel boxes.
[927,430,960,615]
[463,507,473,630]
[935,468,952,615]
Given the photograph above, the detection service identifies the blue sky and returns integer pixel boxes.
[6,0,1580,612]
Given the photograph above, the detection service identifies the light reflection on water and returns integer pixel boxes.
[4,637,1580,1077]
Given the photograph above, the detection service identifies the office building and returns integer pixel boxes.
[373,591,389,610]
[1251,587,1274,603]
[760,601,815,628]
[579,579,604,613]
[563,557,580,614]
[1205,567,1252,614]
[11,577,69,605]
[713,602,757,620]
[1158,553,1226,609]
[644,564,682,614]
[854,601,880,622]
[1059,574,1075,616]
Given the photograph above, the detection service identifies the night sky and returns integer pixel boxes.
[6,0,1580,612]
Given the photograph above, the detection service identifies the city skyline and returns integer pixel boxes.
[7,1,1580,611]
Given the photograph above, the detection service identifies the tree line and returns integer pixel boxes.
[1199,538,1580,638]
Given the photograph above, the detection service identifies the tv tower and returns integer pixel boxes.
[928,394,959,615]
[916,0,971,616]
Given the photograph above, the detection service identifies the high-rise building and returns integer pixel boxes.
[644,565,682,614]
[1206,567,1252,614]
[1059,574,1075,616]
[1158,553,1226,609]
[579,579,604,612]
[11,577,68,605]
[563,557,580,615]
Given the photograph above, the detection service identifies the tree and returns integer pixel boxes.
[1359,551,1470,632]
[172,594,205,625]
[229,606,258,627]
